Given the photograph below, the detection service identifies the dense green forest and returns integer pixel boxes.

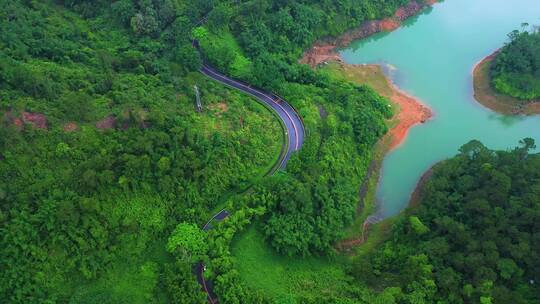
[0,0,400,302]
[4,0,539,304]
[354,140,540,303]
[491,28,540,100]
[0,0,284,302]
[215,140,540,303]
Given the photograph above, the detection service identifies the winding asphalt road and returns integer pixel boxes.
[195,58,305,304]
[199,64,305,168]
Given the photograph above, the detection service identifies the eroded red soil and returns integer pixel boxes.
[301,1,436,67]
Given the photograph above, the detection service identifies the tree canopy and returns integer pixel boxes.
[354,140,540,304]
[491,28,540,100]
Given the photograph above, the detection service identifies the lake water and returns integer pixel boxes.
[340,0,540,218]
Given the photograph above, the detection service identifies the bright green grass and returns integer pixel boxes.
[231,225,356,301]
[68,238,172,304]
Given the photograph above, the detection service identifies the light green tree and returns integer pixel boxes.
[191,26,208,40]
[167,222,208,262]
[409,216,429,235]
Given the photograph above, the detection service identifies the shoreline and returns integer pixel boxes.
[330,63,433,150]
[329,62,432,251]
[301,0,438,67]
[381,66,433,150]
[305,1,438,251]
[408,163,438,208]
[473,50,540,115]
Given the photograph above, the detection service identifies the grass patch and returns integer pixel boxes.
[231,225,356,301]
[68,238,172,304]
[321,63,395,98]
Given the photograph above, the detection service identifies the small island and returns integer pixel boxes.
[473,28,540,115]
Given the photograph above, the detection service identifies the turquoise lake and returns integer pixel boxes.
[340,0,540,218]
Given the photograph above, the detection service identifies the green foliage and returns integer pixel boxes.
[206,207,268,304]
[409,216,429,235]
[174,44,202,73]
[167,222,208,262]
[199,31,253,78]
[0,0,437,303]
[356,140,540,303]
[192,27,208,40]
[162,261,207,304]
[246,79,390,257]
[231,225,367,302]
[0,1,281,302]
[214,0,410,59]
[207,4,234,31]
[69,256,166,304]
[491,29,540,100]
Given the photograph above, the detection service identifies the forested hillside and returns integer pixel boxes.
[0,0,401,302]
[2,1,540,304]
[491,28,540,100]
[0,0,284,302]
[354,140,540,303]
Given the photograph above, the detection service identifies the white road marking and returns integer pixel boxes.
[202,66,301,150]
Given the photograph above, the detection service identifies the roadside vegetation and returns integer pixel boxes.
[1,0,395,302]
[0,1,280,302]
[2,1,539,304]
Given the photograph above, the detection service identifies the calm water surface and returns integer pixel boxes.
[340,0,540,218]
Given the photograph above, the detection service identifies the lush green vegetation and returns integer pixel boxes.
[0,0,400,302]
[353,139,540,304]
[231,221,398,303]
[196,0,412,92]
[491,28,540,100]
[0,1,281,302]
[193,0,412,259]
[229,140,540,304]
[231,224,354,301]
[7,1,539,304]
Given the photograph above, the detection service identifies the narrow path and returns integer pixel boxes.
[195,56,305,304]
[195,209,229,304]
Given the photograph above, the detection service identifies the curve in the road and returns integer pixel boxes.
[195,58,305,304]
[199,64,305,168]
